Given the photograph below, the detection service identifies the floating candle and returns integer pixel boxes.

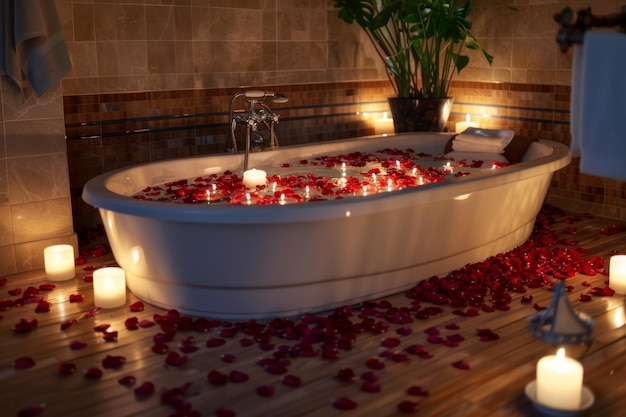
[242,168,267,189]
[455,113,479,133]
[536,348,583,410]
[374,112,394,135]
[93,267,127,309]
[44,245,75,281]
[610,255,626,295]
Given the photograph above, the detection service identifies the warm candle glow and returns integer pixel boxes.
[455,113,480,133]
[374,112,394,135]
[609,255,626,295]
[44,245,75,281]
[242,168,267,189]
[93,267,126,309]
[536,348,583,410]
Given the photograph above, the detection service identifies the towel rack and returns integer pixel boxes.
[554,5,626,52]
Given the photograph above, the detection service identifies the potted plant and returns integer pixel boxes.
[334,0,501,132]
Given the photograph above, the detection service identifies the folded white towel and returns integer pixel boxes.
[452,127,515,154]
[570,31,626,180]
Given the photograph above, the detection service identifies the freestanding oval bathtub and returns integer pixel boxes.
[83,133,570,319]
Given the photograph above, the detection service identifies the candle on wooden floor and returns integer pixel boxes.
[93,267,126,308]
[610,255,626,295]
[44,245,75,281]
[536,348,583,410]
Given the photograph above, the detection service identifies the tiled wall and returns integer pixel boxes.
[0,80,77,276]
[2,0,625,275]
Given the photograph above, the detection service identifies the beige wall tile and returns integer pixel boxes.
[115,5,147,40]
[0,245,16,276]
[5,119,67,158]
[73,3,95,41]
[0,205,11,246]
[7,154,70,204]
[146,5,176,40]
[11,198,74,244]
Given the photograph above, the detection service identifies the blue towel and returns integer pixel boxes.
[0,0,71,97]
[570,31,626,180]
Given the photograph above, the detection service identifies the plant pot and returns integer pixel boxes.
[388,97,453,133]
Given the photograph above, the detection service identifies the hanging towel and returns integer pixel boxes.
[570,31,626,180]
[451,127,515,154]
[0,0,71,97]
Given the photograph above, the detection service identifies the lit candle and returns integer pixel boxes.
[374,112,394,135]
[93,267,127,309]
[610,255,626,295]
[242,168,267,189]
[536,348,583,410]
[455,113,479,133]
[44,245,75,281]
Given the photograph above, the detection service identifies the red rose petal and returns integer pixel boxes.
[102,330,118,341]
[70,340,88,350]
[365,358,385,370]
[381,337,401,348]
[60,319,78,330]
[361,371,379,383]
[333,397,358,410]
[452,360,471,370]
[35,301,51,313]
[58,362,77,375]
[93,323,110,332]
[398,400,420,412]
[102,355,126,369]
[444,323,460,330]
[152,343,170,354]
[282,374,302,388]
[206,337,226,348]
[229,370,250,383]
[134,381,155,397]
[124,317,139,330]
[337,367,357,382]
[14,357,36,369]
[361,382,381,393]
[118,375,136,386]
[130,301,145,312]
[69,294,84,302]
[207,370,229,385]
[85,367,103,379]
[83,275,93,282]
[13,318,38,333]
[579,293,592,302]
[165,352,187,367]
[138,319,155,328]
[256,384,275,397]
[221,353,237,363]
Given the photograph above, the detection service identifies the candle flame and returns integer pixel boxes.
[556,347,565,360]
[466,113,471,122]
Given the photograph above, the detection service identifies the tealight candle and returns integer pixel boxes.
[374,112,394,135]
[242,168,267,189]
[44,245,75,281]
[93,267,127,309]
[455,113,479,133]
[610,255,626,295]
[536,348,583,410]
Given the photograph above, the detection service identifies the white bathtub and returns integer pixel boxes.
[82,133,570,319]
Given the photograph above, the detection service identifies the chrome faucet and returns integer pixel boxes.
[228,90,288,171]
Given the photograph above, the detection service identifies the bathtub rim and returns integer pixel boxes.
[82,133,571,225]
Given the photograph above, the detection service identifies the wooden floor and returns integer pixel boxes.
[1,206,625,417]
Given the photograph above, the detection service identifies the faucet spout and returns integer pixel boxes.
[228,90,287,171]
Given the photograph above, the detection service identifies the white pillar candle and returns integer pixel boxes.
[44,245,75,281]
[242,168,267,189]
[455,113,479,133]
[93,267,126,309]
[536,348,583,410]
[374,112,394,135]
[610,255,626,295]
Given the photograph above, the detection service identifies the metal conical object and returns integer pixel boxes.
[529,280,594,346]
